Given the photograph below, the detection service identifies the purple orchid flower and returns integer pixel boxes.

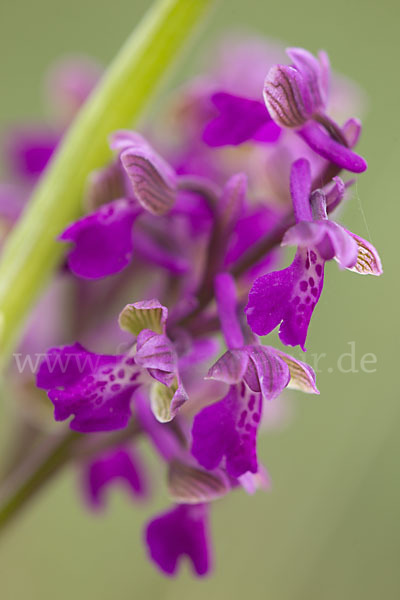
[4,127,59,182]
[36,300,188,432]
[36,342,143,432]
[135,391,229,577]
[199,47,366,174]
[7,36,383,582]
[192,273,319,479]
[59,130,215,280]
[145,503,212,576]
[263,47,367,173]
[58,131,182,279]
[246,158,382,350]
[82,446,149,509]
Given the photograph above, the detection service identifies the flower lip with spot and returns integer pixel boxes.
[246,158,382,350]
[36,300,188,431]
[191,273,318,479]
[192,344,318,479]
[36,343,143,432]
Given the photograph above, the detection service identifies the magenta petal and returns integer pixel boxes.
[325,176,346,212]
[37,345,141,432]
[207,349,249,384]
[192,384,262,478]
[145,504,211,576]
[36,343,110,390]
[246,248,325,351]
[244,346,290,400]
[317,222,358,268]
[83,447,148,509]
[60,199,140,279]
[283,220,358,269]
[202,92,280,147]
[252,119,282,143]
[214,272,244,349]
[298,121,367,173]
[282,221,328,248]
[135,330,177,385]
[290,158,313,222]
[287,47,327,109]
[170,382,189,419]
[342,118,362,148]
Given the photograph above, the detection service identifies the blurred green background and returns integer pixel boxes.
[0,0,398,598]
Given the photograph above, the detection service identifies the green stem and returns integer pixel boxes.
[0,430,81,532]
[0,420,145,532]
[0,0,215,365]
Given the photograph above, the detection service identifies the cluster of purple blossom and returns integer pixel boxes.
[1,37,382,576]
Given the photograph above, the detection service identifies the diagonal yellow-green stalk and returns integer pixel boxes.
[0,0,215,365]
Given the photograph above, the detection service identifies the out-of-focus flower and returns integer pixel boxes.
[145,503,212,576]
[202,92,281,147]
[3,56,102,185]
[82,446,149,509]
